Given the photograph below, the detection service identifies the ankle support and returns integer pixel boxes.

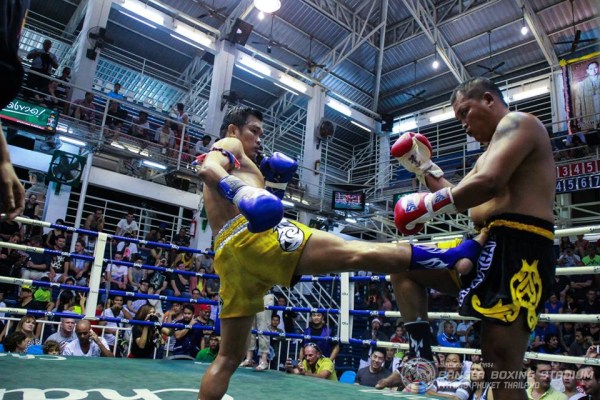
[405,320,433,361]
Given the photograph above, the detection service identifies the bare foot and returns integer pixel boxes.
[454,228,489,275]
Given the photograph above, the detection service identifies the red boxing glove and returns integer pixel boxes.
[391,132,444,185]
[394,187,458,235]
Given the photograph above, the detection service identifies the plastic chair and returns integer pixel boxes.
[338,370,356,384]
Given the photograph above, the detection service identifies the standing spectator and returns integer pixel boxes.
[161,300,182,355]
[63,320,113,357]
[45,318,77,351]
[99,295,131,352]
[194,134,212,155]
[240,293,273,371]
[285,343,337,381]
[173,102,191,156]
[299,312,339,362]
[195,303,215,351]
[54,66,71,114]
[268,314,285,370]
[71,92,97,125]
[107,82,125,100]
[25,39,58,98]
[527,360,567,400]
[129,304,161,359]
[115,211,139,238]
[355,348,391,387]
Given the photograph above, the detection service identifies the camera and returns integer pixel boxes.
[291,359,299,368]
[148,314,159,323]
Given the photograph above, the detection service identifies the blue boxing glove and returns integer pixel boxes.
[217,175,283,233]
[259,152,298,199]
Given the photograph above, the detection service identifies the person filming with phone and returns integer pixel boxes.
[285,343,337,381]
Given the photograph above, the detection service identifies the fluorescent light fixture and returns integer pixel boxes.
[119,11,157,29]
[350,120,371,132]
[327,99,352,116]
[503,96,511,104]
[278,75,307,93]
[174,24,212,47]
[142,160,167,170]
[238,56,272,77]
[345,218,357,224]
[124,144,149,157]
[110,141,125,150]
[511,86,549,101]
[254,0,281,13]
[121,0,164,25]
[432,59,440,69]
[392,119,417,133]
[236,64,265,79]
[274,82,299,96]
[56,123,69,133]
[434,234,464,241]
[429,110,455,123]
[282,200,294,207]
[58,135,87,147]
[521,25,529,36]
[258,11,265,20]
[170,34,204,50]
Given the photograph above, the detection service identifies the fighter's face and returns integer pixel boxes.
[232,115,263,160]
[453,92,495,144]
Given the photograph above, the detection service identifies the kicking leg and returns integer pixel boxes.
[481,313,530,400]
[198,316,254,400]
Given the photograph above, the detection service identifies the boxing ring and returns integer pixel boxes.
[1,216,599,399]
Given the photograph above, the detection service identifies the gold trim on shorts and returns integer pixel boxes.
[487,219,555,241]
[214,214,248,253]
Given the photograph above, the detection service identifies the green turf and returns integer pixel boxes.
[0,354,439,399]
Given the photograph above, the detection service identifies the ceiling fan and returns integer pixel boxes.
[554,0,597,53]
[251,14,286,54]
[195,0,226,23]
[399,61,426,101]
[294,36,327,74]
[477,31,505,76]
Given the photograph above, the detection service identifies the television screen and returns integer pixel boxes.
[332,191,365,211]
[0,99,59,133]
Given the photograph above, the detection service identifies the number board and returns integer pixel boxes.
[556,160,600,178]
[556,174,600,194]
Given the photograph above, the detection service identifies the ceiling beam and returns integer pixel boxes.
[401,0,471,83]
[373,0,389,112]
[63,0,89,37]
[513,0,559,67]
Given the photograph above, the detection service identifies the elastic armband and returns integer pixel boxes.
[211,147,241,171]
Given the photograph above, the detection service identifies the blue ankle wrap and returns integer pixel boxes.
[410,239,481,270]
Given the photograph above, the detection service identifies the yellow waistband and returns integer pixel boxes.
[214,214,248,253]
[487,219,555,241]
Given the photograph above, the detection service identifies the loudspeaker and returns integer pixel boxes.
[228,18,253,46]
[381,114,394,132]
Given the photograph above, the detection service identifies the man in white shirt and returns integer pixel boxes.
[99,295,132,349]
[63,320,113,357]
[115,211,139,238]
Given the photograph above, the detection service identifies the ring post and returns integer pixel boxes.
[85,232,108,318]
[339,272,352,344]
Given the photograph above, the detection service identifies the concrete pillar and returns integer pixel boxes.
[204,41,236,136]
[302,86,326,196]
[69,0,112,100]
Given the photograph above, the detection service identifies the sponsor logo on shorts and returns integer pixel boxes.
[275,220,304,252]
[458,239,495,306]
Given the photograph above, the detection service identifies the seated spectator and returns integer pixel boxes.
[3,331,28,353]
[355,348,391,387]
[155,120,174,155]
[468,361,491,400]
[194,134,212,155]
[538,334,564,354]
[161,300,182,355]
[84,208,105,247]
[21,235,50,280]
[581,288,600,314]
[107,82,125,100]
[71,92,97,125]
[42,340,61,355]
[63,320,113,357]
[125,280,150,317]
[115,211,138,237]
[358,318,388,369]
[45,318,77,352]
[116,233,138,260]
[104,251,129,291]
[22,193,40,219]
[196,333,220,363]
[427,353,471,398]
[104,100,128,141]
[147,259,169,296]
[0,218,20,241]
[54,67,71,114]
[171,304,204,359]
[582,246,600,267]
[437,321,462,348]
[558,247,583,267]
[129,304,161,359]
[527,360,567,400]
[67,240,90,286]
[574,235,590,258]
[129,111,151,141]
[285,343,337,381]
[169,261,190,298]
[99,295,132,351]
[0,314,41,349]
[577,365,600,399]
[35,80,60,109]
[128,254,147,292]
[544,293,564,314]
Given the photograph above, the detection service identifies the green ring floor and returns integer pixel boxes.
[0,354,441,399]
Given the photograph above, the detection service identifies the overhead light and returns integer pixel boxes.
[142,160,167,170]
[274,82,299,96]
[511,86,549,101]
[278,74,307,93]
[282,200,294,207]
[170,34,205,50]
[432,42,439,69]
[345,218,357,224]
[258,11,265,20]
[236,64,265,79]
[327,99,352,116]
[429,110,455,123]
[520,6,529,36]
[350,120,371,132]
[121,0,164,26]
[110,141,125,150]
[238,55,272,77]
[174,24,212,47]
[58,135,87,147]
[119,11,157,29]
[254,0,281,13]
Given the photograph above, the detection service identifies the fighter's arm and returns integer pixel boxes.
[0,131,25,219]
[196,138,244,185]
[451,112,539,210]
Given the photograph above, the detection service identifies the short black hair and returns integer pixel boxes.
[450,77,507,108]
[219,106,263,138]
